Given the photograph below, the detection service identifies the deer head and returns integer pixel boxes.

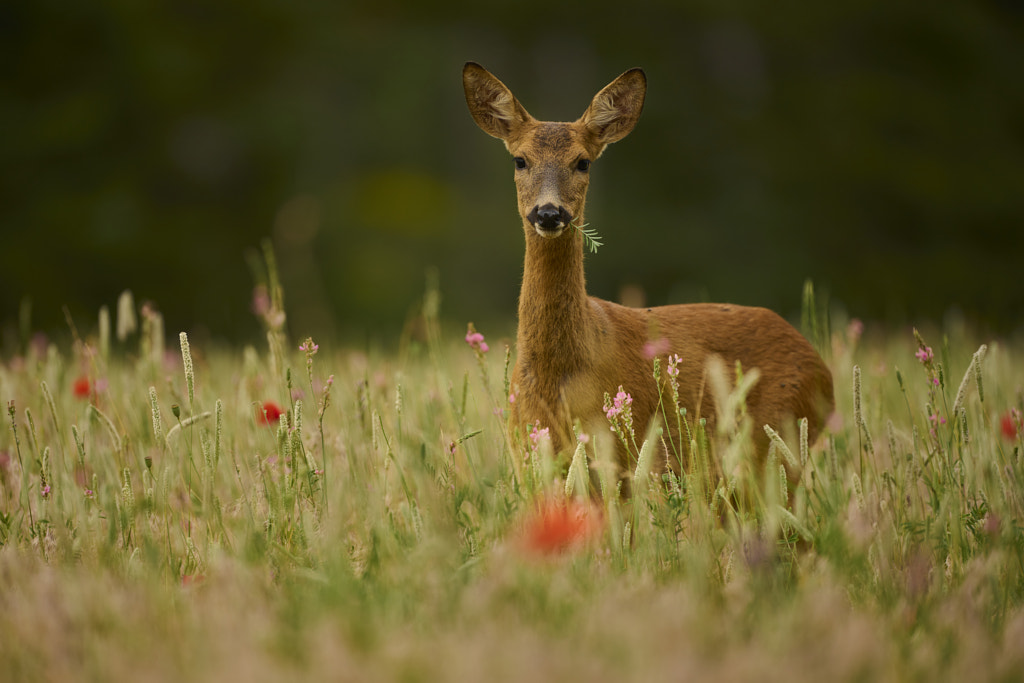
[463,62,647,240]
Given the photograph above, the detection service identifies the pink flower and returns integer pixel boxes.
[666,354,682,379]
[847,319,864,344]
[915,346,934,363]
[642,337,670,360]
[529,423,550,449]
[604,389,632,420]
[252,286,271,316]
[508,392,516,404]
[299,339,319,354]
[465,326,489,353]
[464,331,487,352]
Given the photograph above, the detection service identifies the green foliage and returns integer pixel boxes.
[0,297,1023,680]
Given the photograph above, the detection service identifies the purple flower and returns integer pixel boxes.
[915,346,934,363]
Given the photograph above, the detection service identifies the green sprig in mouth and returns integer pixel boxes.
[572,222,604,254]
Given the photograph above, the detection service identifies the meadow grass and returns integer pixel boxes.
[1,284,1023,682]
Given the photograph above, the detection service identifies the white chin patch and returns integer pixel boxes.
[533,224,565,238]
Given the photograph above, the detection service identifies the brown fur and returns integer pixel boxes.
[463,62,834,472]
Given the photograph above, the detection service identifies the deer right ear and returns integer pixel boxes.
[463,62,532,142]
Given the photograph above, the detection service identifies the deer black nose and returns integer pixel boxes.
[529,203,570,230]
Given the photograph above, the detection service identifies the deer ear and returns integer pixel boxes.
[580,68,646,151]
[463,62,533,142]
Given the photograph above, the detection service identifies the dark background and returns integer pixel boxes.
[2,0,1022,350]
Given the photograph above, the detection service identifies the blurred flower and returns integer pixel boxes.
[522,499,603,556]
[915,346,934,364]
[642,337,670,359]
[1001,410,1020,440]
[465,330,489,353]
[257,401,284,426]
[72,376,91,399]
[847,319,864,345]
[528,422,550,450]
[252,286,271,316]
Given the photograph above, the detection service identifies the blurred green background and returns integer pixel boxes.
[2,0,1022,349]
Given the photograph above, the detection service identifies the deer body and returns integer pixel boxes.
[463,62,834,467]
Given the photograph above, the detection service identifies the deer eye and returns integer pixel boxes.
[575,158,591,172]
[514,157,527,170]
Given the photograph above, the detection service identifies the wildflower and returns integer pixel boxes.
[181,574,205,588]
[915,346,934,364]
[642,337,670,360]
[1001,410,1020,440]
[528,422,550,450]
[604,388,632,420]
[257,401,284,426]
[847,318,864,345]
[522,499,602,556]
[72,376,91,399]
[465,328,489,353]
[577,433,590,445]
[666,354,681,379]
[508,392,516,404]
[252,286,271,317]
[41,485,51,499]
[300,337,319,385]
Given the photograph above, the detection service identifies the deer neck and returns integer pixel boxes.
[517,226,593,379]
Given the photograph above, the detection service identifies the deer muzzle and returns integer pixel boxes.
[528,203,572,234]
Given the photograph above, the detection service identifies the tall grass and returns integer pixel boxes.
[0,278,1022,681]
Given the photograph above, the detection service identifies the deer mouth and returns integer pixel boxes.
[533,225,565,239]
[528,203,572,237]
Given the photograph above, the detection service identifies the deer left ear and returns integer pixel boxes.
[580,68,646,152]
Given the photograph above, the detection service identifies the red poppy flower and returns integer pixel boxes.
[1001,412,1019,440]
[181,574,205,587]
[257,400,284,426]
[522,499,602,556]
[72,376,91,399]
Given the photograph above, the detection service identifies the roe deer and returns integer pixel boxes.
[462,62,834,476]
